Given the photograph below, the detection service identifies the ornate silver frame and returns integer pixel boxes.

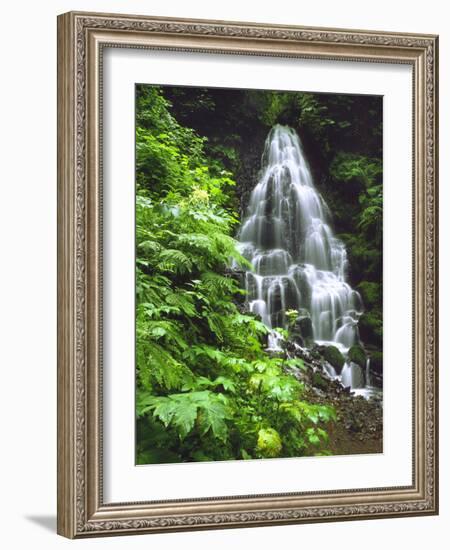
[57,11,439,538]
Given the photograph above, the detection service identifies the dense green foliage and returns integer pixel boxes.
[136,86,336,464]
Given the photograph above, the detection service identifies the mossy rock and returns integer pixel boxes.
[348,344,366,368]
[323,345,345,373]
[312,371,329,391]
[359,311,383,348]
[357,281,381,308]
[310,346,323,360]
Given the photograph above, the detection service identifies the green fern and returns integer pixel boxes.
[135,85,336,464]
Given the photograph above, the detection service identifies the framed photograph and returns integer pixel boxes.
[57,11,439,538]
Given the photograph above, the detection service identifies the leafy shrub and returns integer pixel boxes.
[135,85,335,463]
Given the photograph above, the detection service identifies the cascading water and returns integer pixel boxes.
[238,124,372,393]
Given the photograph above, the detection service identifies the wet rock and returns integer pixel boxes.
[347,344,366,368]
[312,371,330,392]
[290,314,314,347]
[309,345,323,360]
[321,361,338,380]
[322,345,345,374]
[359,311,383,348]
[297,316,314,338]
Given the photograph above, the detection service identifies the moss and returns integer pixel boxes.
[357,281,381,308]
[323,345,345,372]
[359,311,383,348]
[313,371,329,391]
[348,344,366,368]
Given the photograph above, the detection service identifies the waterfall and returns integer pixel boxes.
[341,362,365,389]
[365,357,372,387]
[238,124,364,352]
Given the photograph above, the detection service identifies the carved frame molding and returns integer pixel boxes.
[57,11,438,538]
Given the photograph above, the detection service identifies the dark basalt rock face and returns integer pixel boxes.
[289,312,314,348]
[234,132,267,219]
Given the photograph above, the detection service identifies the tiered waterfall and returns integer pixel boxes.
[238,124,364,359]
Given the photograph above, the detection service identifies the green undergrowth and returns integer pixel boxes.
[135,86,335,464]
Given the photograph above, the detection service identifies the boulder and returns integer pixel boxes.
[347,344,366,368]
[357,281,381,308]
[296,316,313,339]
[312,371,330,391]
[323,345,345,374]
[289,311,314,347]
[358,312,382,348]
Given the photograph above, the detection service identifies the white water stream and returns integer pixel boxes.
[238,125,378,396]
